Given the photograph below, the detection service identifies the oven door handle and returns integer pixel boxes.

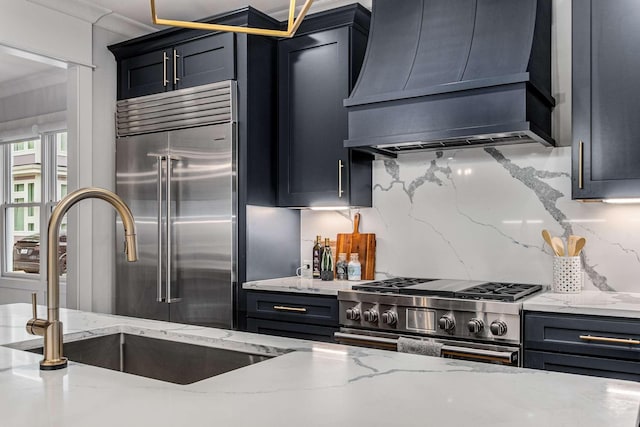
[335,332,517,364]
[440,345,517,364]
[334,332,398,349]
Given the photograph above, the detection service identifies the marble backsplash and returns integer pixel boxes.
[301,144,640,293]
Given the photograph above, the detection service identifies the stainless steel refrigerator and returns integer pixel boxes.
[114,81,236,328]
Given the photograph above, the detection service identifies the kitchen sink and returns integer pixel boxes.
[28,333,273,385]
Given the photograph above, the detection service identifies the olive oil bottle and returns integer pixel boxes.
[312,235,322,279]
[320,238,334,281]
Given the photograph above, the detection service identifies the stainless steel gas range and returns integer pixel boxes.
[336,278,544,366]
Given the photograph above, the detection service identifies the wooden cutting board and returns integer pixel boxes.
[336,213,376,280]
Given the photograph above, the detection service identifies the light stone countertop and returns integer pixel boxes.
[524,290,640,318]
[1,303,640,427]
[242,276,372,295]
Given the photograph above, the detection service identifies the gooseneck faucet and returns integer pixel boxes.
[27,187,138,370]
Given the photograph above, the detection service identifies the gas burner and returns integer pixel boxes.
[351,277,434,293]
[455,283,543,302]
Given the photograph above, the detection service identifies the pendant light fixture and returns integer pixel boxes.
[150,0,314,37]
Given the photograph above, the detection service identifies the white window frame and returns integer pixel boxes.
[0,131,67,288]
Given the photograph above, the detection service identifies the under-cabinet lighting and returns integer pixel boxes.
[309,207,350,211]
[602,198,640,204]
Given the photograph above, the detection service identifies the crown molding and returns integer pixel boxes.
[266,0,371,20]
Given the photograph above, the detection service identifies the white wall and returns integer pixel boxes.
[88,26,127,314]
[67,27,137,313]
[551,0,571,147]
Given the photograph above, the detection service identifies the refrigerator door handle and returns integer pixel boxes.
[153,155,165,303]
[166,155,181,303]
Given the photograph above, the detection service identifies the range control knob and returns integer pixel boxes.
[345,308,360,321]
[467,318,485,334]
[438,315,455,332]
[363,309,379,323]
[490,320,508,336]
[381,310,398,325]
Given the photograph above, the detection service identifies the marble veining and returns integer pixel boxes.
[1,304,640,426]
[524,290,640,318]
[485,147,612,291]
[302,144,640,292]
[243,276,369,295]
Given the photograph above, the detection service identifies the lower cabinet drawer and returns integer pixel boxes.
[246,318,338,343]
[524,350,640,382]
[524,312,640,360]
[246,291,339,326]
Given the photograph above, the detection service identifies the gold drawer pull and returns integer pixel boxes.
[273,305,307,313]
[579,335,640,345]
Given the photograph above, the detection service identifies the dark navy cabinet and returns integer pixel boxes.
[277,5,372,208]
[572,0,640,199]
[115,32,235,100]
[118,47,174,99]
[524,311,640,382]
[246,291,339,342]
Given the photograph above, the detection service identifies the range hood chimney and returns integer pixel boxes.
[344,0,555,156]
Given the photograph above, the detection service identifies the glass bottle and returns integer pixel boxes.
[320,238,334,281]
[312,235,322,279]
[347,253,361,281]
[336,253,348,280]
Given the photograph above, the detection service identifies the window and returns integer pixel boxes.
[12,138,37,154]
[2,131,68,276]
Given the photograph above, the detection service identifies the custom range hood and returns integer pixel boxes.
[344,0,555,156]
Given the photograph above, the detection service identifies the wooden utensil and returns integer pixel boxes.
[574,237,586,256]
[551,236,565,257]
[336,213,376,280]
[541,229,554,251]
[567,235,579,257]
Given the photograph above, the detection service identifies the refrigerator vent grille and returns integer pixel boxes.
[116,81,235,136]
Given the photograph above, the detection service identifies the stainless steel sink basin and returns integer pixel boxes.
[28,333,273,385]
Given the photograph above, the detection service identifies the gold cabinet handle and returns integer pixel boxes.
[578,140,584,189]
[173,49,180,85]
[162,51,169,87]
[338,160,344,198]
[273,305,307,313]
[579,335,640,345]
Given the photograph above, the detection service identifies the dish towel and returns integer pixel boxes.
[397,337,443,357]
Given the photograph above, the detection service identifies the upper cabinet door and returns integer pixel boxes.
[174,33,236,90]
[573,0,640,199]
[117,33,235,100]
[119,48,173,100]
[278,27,365,207]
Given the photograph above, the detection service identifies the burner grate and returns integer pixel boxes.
[456,283,542,302]
[351,277,434,293]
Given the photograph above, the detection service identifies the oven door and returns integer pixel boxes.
[335,328,520,366]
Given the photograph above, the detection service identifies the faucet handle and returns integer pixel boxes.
[26,292,47,337]
[31,292,37,319]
